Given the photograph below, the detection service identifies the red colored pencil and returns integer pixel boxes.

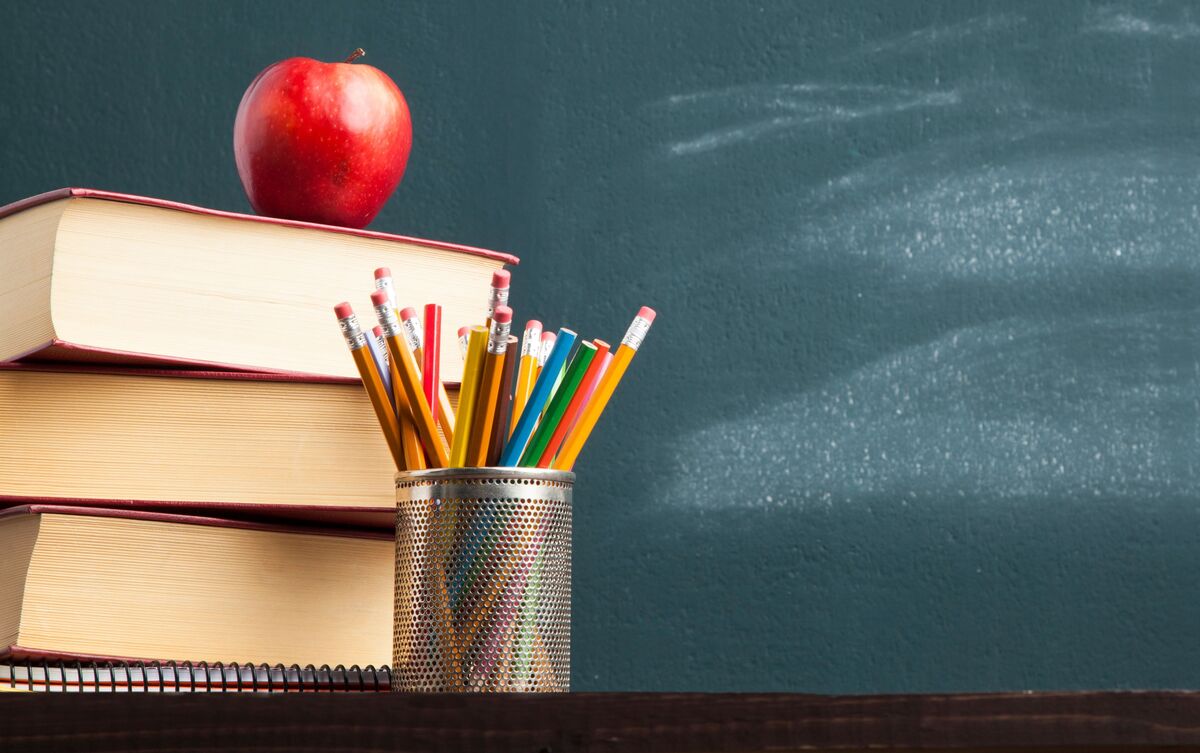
[422,303,441,422]
[537,339,611,467]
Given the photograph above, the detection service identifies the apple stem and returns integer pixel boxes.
[344,48,366,64]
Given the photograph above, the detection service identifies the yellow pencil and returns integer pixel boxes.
[466,306,513,466]
[334,302,406,471]
[381,334,427,473]
[372,290,450,468]
[458,326,471,360]
[510,319,542,439]
[364,302,426,470]
[534,329,556,383]
[552,307,656,471]
[399,306,456,442]
[449,326,489,467]
[484,270,511,328]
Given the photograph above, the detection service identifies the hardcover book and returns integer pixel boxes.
[0,188,516,382]
[0,505,393,666]
[0,363,451,527]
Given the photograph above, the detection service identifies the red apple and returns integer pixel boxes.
[233,49,412,229]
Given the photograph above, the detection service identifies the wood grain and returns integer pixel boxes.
[3,691,1200,752]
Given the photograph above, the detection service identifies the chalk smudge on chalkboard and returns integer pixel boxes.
[668,312,1200,509]
[655,141,1200,510]
[660,84,959,157]
[798,149,1200,284]
[846,13,1025,59]
[1085,6,1200,40]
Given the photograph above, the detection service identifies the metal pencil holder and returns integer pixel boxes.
[393,467,574,692]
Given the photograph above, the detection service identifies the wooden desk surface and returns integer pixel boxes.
[3,690,1200,752]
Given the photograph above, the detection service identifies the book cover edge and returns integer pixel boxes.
[3,342,465,387]
[0,187,519,265]
[0,503,394,540]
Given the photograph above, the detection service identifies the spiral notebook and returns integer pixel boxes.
[0,660,391,693]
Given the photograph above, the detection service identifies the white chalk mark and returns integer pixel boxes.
[1085,6,1200,40]
[668,311,1198,509]
[847,14,1025,58]
[666,89,960,157]
[661,83,901,110]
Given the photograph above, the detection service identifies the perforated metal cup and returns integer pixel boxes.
[393,467,573,692]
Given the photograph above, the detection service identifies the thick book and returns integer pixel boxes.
[0,188,516,382]
[0,505,393,666]
[0,363,449,527]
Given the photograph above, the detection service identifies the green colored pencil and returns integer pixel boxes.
[518,341,597,466]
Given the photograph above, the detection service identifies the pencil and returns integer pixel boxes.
[334,302,405,471]
[366,301,426,470]
[372,290,450,468]
[457,326,471,360]
[422,303,442,423]
[366,325,395,411]
[484,270,511,328]
[400,306,456,442]
[534,330,556,382]
[519,339,597,467]
[536,339,610,467]
[488,334,520,465]
[511,319,542,439]
[552,307,656,471]
[449,326,488,467]
[374,267,397,308]
[563,350,612,439]
[499,328,577,467]
[466,305,513,466]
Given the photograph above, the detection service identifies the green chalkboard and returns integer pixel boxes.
[3,0,1200,692]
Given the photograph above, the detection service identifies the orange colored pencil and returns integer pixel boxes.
[334,302,405,471]
[365,302,425,470]
[553,307,656,471]
[373,290,450,467]
[537,339,611,467]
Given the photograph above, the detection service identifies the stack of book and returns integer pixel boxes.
[0,188,513,677]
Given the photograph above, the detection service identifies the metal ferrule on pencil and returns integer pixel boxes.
[621,316,652,351]
[487,318,512,355]
[521,327,541,357]
[338,314,369,350]
[374,277,397,309]
[374,301,403,339]
[401,316,423,352]
[485,288,509,319]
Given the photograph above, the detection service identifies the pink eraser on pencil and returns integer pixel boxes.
[372,325,383,337]
[637,306,657,323]
[526,319,542,331]
[492,270,511,288]
[457,326,471,337]
[541,331,556,342]
[333,302,354,319]
[493,305,513,324]
[370,289,389,306]
[400,306,418,321]
[374,267,391,279]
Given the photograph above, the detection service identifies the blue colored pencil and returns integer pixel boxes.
[498,328,577,466]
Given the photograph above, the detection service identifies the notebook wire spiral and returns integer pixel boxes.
[0,660,392,693]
